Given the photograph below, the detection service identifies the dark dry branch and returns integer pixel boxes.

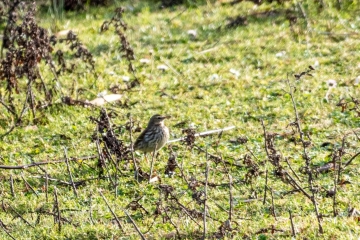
[289,210,296,237]
[343,151,360,168]
[7,203,35,228]
[36,165,49,202]
[286,73,323,233]
[270,187,277,220]
[126,196,149,215]
[21,174,39,197]
[169,193,202,228]
[194,145,243,168]
[0,2,59,126]
[263,169,268,205]
[162,205,181,239]
[99,190,124,232]
[57,30,96,73]
[9,175,15,197]
[331,133,349,216]
[31,175,99,187]
[255,225,285,235]
[203,149,209,239]
[174,158,190,186]
[0,218,16,240]
[53,187,61,232]
[284,157,302,182]
[64,147,78,197]
[260,119,312,200]
[100,7,139,88]
[61,96,94,107]
[128,114,139,173]
[91,109,131,162]
[124,210,147,240]
[94,126,106,178]
[89,194,95,225]
[243,153,261,183]
[0,155,96,170]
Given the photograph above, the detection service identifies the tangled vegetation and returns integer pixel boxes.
[0,0,359,239]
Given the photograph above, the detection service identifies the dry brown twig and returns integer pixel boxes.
[286,73,323,233]
[98,190,124,232]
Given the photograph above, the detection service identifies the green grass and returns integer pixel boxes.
[0,0,359,239]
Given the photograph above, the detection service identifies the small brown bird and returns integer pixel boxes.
[133,114,170,155]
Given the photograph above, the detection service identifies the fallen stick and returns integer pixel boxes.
[167,126,235,144]
[0,155,97,170]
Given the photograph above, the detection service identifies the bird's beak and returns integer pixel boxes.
[162,115,171,119]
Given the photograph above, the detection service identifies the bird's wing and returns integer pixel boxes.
[133,128,148,150]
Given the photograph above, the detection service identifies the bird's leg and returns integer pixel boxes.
[149,148,157,183]
[144,153,148,163]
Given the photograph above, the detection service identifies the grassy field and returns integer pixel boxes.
[0,0,359,239]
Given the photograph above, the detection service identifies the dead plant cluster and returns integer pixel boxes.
[0,2,98,137]
[0,2,359,240]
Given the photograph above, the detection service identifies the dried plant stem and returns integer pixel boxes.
[95,132,114,185]
[8,203,35,228]
[343,151,360,168]
[53,187,61,232]
[89,195,95,225]
[260,119,269,205]
[296,0,310,28]
[203,148,209,239]
[1,84,31,138]
[128,115,139,173]
[287,77,323,234]
[162,206,181,238]
[21,174,38,197]
[260,120,312,200]
[0,219,16,240]
[263,169,268,205]
[98,190,124,231]
[289,210,296,237]
[0,155,97,170]
[37,166,49,202]
[285,157,302,182]
[270,187,277,220]
[124,210,147,240]
[285,172,312,200]
[64,147,78,197]
[175,159,190,186]
[9,175,15,197]
[228,174,233,222]
[170,195,202,228]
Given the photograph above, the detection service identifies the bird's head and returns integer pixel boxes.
[148,114,170,126]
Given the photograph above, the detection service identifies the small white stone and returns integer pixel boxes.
[326,79,337,88]
[140,58,151,64]
[122,76,130,82]
[209,74,219,81]
[187,29,197,38]
[157,64,168,71]
[314,60,320,68]
[275,51,286,58]
[229,68,240,78]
